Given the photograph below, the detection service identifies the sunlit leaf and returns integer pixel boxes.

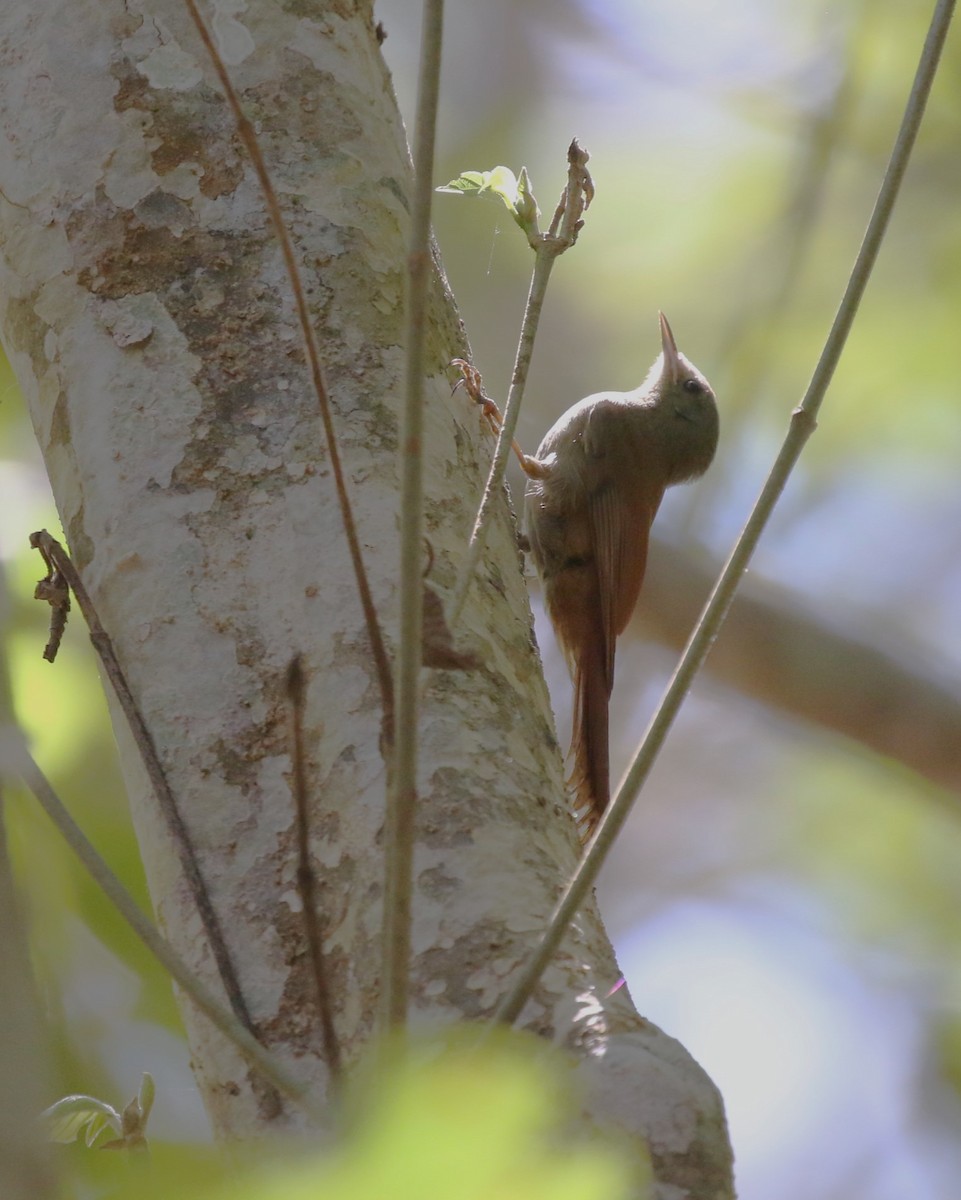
[41,1094,121,1145]
[211,1036,639,1200]
[437,166,520,210]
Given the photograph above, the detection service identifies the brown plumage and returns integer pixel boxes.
[524,314,718,837]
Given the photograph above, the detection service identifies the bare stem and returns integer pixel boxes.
[285,657,342,1089]
[493,0,955,1027]
[448,140,593,629]
[380,0,445,1033]
[30,531,255,1041]
[2,735,313,1112]
[181,0,394,744]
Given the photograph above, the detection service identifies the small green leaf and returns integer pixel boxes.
[435,170,487,195]
[436,166,518,212]
[513,166,540,234]
[138,1072,156,1125]
[437,165,541,244]
[85,1111,114,1149]
[41,1094,122,1145]
[482,165,520,207]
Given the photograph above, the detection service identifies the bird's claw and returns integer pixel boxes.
[450,359,504,437]
[450,358,547,479]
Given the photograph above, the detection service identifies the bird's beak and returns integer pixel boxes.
[659,312,681,386]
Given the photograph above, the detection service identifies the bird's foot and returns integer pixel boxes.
[450,358,547,479]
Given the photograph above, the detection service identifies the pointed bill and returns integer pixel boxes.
[659,311,681,386]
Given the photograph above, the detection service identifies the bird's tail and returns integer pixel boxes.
[568,639,611,841]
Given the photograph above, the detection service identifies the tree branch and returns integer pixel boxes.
[449,140,593,628]
[285,657,342,1089]
[381,0,445,1033]
[2,736,313,1113]
[30,531,256,1040]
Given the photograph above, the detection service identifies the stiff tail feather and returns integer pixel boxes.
[568,639,610,841]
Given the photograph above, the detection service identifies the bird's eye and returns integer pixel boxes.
[682,378,704,394]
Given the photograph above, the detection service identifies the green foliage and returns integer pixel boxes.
[44,1094,124,1149]
[43,1073,155,1152]
[46,1039,639,1200]
[215,1037,638,1200]
[437,165,540,240]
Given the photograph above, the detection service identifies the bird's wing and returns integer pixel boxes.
[589,482,659,692]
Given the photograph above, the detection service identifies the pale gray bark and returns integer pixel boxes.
[0,1,733,1194]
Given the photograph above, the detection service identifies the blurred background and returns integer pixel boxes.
[2,0,961,1196]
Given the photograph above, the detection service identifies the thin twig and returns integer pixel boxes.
[29,531,256,1041]
[448,140,593,629]
[181,0,394,744]
[380,0,445,1032]
[285,656,342,1089]
[493,0,955,1027]
[31,535,70,662]
[0,734,313,1113]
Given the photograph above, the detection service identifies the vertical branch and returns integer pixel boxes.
[381,0,445,1032]
[285,657,342,1090]
[493,0,956,1027]
[181,0,395,742]
[0,736,310,1110]
[29,532,257,1041]
[448,142,593,629]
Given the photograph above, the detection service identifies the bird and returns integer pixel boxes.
[522,313,718,837]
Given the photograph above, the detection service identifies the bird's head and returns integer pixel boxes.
[649,311,719,480]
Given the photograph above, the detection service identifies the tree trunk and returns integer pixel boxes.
[0,0,733,1193]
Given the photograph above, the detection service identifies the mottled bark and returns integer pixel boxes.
[0,1,733,1195]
